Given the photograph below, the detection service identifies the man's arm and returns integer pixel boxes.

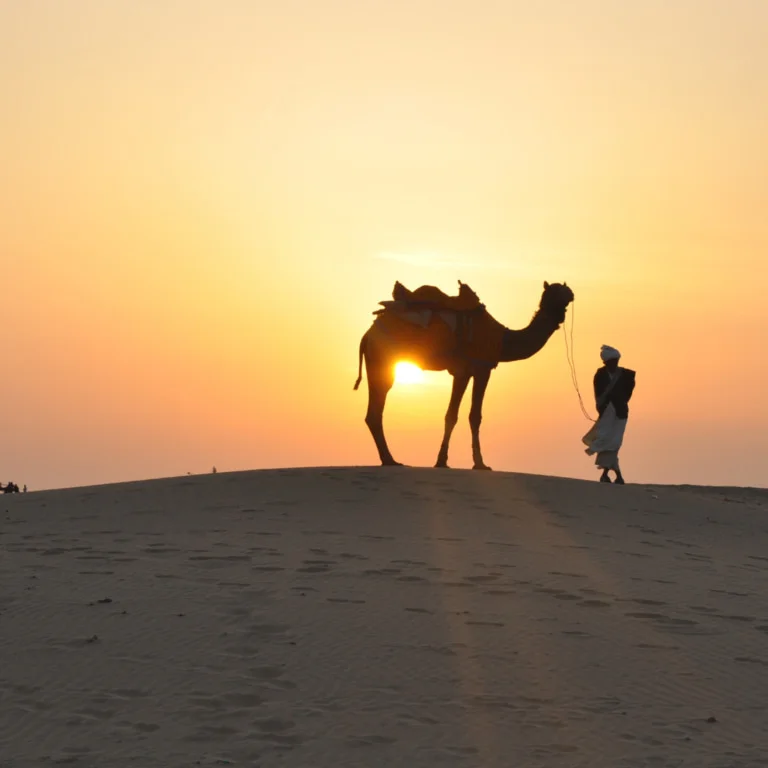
[624,370,636,403]
[594,370,606,413]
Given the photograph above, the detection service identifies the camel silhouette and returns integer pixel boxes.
[354,280,574,469]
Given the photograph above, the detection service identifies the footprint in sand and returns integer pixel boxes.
[133,722,160,733]
[358,534,395,542]
[326,597,366,604]
[711,588,752,597]
[735,656,768,667]
[625,612,707,634]
[362,568,401,576]
[548,571,583,578]
[74,706,115,721]
[636,642,681,650]
[296,560,334,573]
[466,620,505,627]
[346,734,396,748]
[143,546,181,554]
[248,665,295,688]
[184,724,240,742]
[629,598,667,606]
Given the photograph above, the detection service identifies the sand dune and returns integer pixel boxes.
[2,467,768,767]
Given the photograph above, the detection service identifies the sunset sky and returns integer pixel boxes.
[1,0,766,490]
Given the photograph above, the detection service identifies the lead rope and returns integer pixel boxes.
[563,300,596,423]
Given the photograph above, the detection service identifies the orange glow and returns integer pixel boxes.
[394,362,425,386]
[0,2,766,489]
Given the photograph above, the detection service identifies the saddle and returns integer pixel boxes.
[371,280,504,365]
[374,281,483,315]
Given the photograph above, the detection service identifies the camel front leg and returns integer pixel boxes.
[469,367,492,470]
[435,372,471,468]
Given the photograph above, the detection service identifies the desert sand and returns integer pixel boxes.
[2,467,768,767]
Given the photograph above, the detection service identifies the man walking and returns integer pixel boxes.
[582,345,636,484]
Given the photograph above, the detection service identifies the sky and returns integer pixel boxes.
[1,0,766,491]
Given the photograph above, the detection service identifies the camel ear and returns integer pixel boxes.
[543,281,550,289]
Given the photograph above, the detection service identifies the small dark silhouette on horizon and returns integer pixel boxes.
[582,345,636,484]
[2,481,21,494]
[354,280,574,470]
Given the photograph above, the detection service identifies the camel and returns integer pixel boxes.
[353,280,574,469]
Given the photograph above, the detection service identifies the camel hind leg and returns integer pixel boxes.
[364,361,402,467]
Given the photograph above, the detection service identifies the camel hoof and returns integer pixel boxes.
[381,460,404,467]
[473,464,492,471]
[434,461,450,469]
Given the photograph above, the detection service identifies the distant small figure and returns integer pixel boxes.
[212,466,217,474]
[2,481,20,494]
[582,345,636,484]
[23,484,27,493]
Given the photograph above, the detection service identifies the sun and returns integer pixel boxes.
[394,361,425,385]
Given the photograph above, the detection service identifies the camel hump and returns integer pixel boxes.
[390,280,482,311]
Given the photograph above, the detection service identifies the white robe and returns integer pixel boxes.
[582,402,627,470]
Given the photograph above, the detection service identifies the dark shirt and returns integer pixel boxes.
[594,367,636,419]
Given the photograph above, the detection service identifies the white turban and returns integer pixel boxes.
[600,345,621,362]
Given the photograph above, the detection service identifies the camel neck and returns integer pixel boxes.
[499,310,562,362]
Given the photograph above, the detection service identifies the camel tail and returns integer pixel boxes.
[353,333,366,390]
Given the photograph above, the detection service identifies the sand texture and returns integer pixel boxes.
[2,467,768,767]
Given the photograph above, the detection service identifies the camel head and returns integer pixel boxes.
[540,281,575,326]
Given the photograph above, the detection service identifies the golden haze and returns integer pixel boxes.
[1,1,766,489]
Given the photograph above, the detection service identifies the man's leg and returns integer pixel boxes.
[613,456,625,484]
[597,453,612,482]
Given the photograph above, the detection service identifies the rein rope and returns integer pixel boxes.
[563,300,596,423]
